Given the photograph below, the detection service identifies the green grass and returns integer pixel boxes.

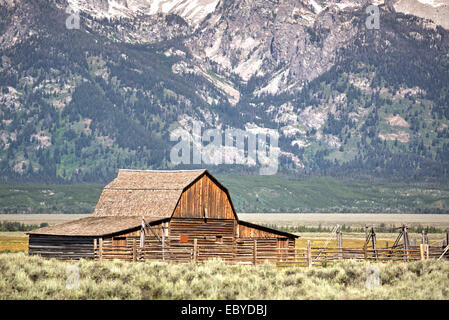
[0,252,448,299]
[216,175,449,213]
[0,184,104,213]
[1,175,449,214]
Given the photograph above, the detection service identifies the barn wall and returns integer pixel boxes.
[238,223,293,239]
[105,221,168,248]
[169,218,235,237]
[172,174,235,219]
[108,221,166,239]
[169,218,235,261]
[28,235,95,260]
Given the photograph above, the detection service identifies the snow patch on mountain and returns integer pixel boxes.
[67,0,219,26]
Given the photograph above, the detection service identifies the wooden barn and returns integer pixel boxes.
[28,169,298,263]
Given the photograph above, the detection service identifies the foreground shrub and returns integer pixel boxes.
[0,253,448,300]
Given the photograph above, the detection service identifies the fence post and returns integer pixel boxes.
[99,238,103,261]
[363,244,367,261]
[403,224,410,262]
[371,226,377,261]
[425,244,429,260]
[193,238,198,263]
[446,229,449,248]
[307,240,312,268]
[420,244,425,260]
[337,229,343,260]
[133,238,137,262]
[162,227,166,261]
[253,240,257,265]
[93,238,97,260]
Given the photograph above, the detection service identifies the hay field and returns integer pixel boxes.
[0,215,90,252]
[0,236,28,252]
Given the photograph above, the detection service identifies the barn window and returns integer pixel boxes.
[180,234,189,243]
[216,235,223,243]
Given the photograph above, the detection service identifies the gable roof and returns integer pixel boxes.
[93,169,211,218]
[26,216,167,237]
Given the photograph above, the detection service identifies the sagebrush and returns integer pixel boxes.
[0,253,448,299]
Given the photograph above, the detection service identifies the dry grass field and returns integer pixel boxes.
[0,213,448,252]
[0,236,28,252]
[239,213,449,229]
[1,252,448,299]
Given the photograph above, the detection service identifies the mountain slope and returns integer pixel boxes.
[0,0,448,183]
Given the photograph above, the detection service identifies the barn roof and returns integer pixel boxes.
[27,169,298,240]
[93,169,208,218]
[26,216,167,237]
[238,220,300,239]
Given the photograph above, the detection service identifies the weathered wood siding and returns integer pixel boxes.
[28,235,94,260]
[169,218,235,238]
[109,220,166,239]
[238,223,294,240]
[169,218,235,261]
[172,174,235,219]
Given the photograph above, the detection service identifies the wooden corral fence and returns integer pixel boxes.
[93,236,297,264]
[278,224,449,267]
[88,224,449,265]
[92,236,449,267]
[277,244,449,267]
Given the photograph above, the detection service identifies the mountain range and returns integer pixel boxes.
[0,0,448,183]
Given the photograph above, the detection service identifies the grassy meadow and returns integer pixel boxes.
[0,252,448,300]
[1,175,449,214]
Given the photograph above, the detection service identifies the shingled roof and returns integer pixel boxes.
[93,169,207,218]
[26,216,167,237]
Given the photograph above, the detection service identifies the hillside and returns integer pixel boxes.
[0,175,448,213]
[0,0,448,183]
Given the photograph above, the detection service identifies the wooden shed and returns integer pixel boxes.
[28,169,298,263]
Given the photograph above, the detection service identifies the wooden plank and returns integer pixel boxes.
[133,238,137,262]
[99,238,103,261]
[193,238,198,262]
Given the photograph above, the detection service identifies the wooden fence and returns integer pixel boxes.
[93,237,194,262]
[277,244,449,267]
[93,236,449,266]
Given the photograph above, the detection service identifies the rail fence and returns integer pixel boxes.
[93,236,449,266]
